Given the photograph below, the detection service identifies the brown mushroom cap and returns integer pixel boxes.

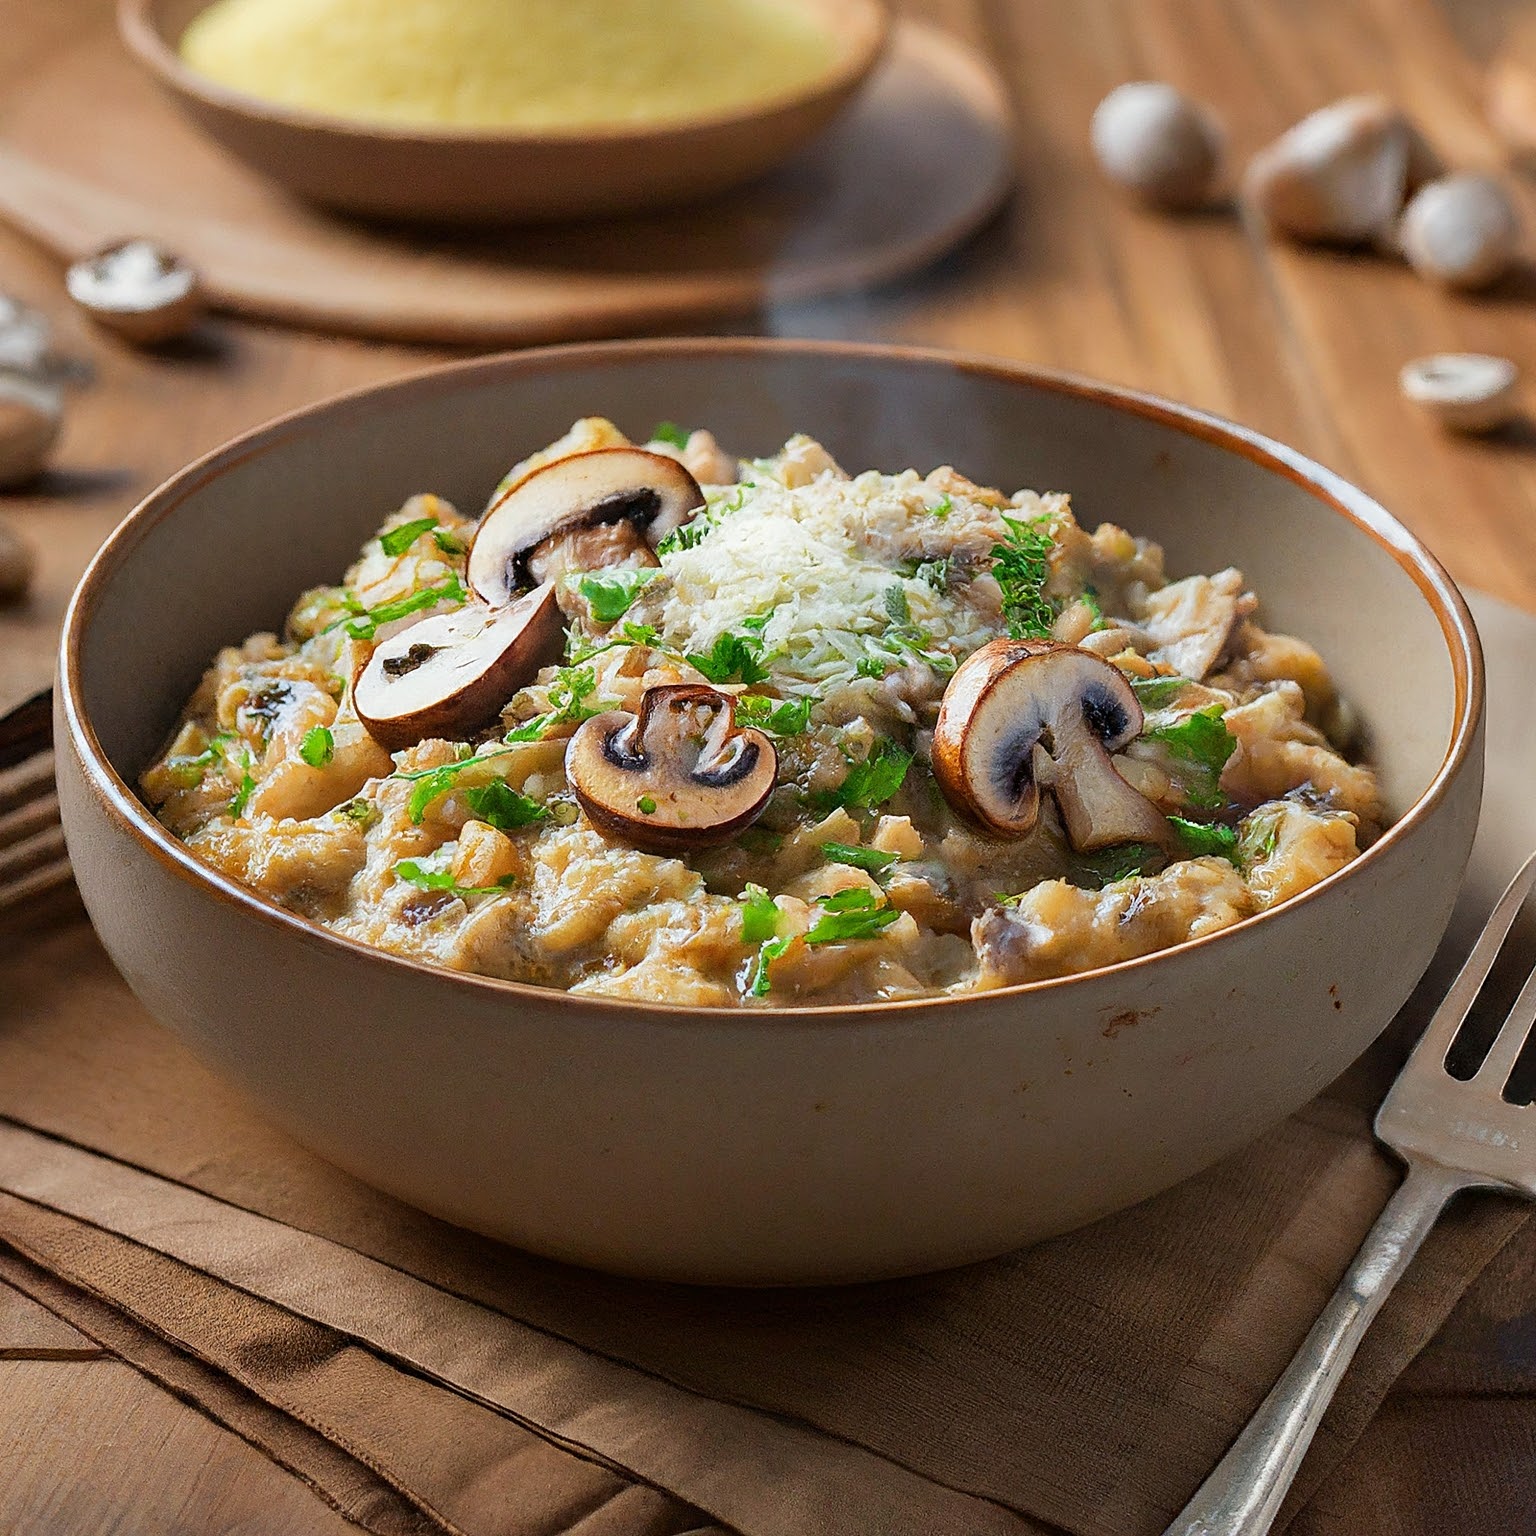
[353,584,563,751]
[932,638,1170,851]
[468,448,704,607]
[565,683,777,853]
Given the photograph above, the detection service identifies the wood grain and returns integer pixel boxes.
[0,0,1533,1530]
[0,1279,103,1359]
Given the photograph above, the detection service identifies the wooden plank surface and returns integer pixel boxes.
[1,0,1534,1531]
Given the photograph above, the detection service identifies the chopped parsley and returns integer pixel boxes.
[820,841,899,875]
[739,883,781,944]
[298,725,334,768]
[912,557,951,593]
[338,797,378,827]
[1080,586,1106,632]
[1167,815,1241,865]
[394,859,516,899]
[686,626,773,685]
[883,585,911,625]
[1131,675,1191,709]
[991,513,1057,640]
[649,420,691,450]
[505,666,608,741]
[379,517,439,557]
[577,568,657,623]
[734,693,814,736]
[464,779,549,831]
[168,729,236,788]
[804,887,902,944]
[325,574,468,641]
[820,738,912,812]
[567,620,661,665]
[1064,842,1164,891]
[748,935,794,998]
[394,749,515,823]
[637,794,658,815]
[1143,705,1238,810]
[227,749,256,818]
[928,495,952,519]
[656,482,752,555]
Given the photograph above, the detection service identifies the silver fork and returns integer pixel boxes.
[1166,848,1536,1536]
[0,689,72,923]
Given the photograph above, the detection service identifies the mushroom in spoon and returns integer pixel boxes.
[932,638,1170,851]
[354,583,563,751]
[468,447,704,607]
[565,683,777,853]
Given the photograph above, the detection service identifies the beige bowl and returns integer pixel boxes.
[118,0,890,224]
[57,340,1483,1285]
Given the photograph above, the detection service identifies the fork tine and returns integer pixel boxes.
[1409,848,1536,1068]
[1472,961,1536,1093]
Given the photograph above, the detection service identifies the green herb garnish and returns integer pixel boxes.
[822,738,912,812]
[656,482,752,555]
[1080,586,1105,632]
[820,841,899,875]
[803,887,902,945]
[379,517,439,557]
[1143,705,1238,810]
[1239,808,1285,865]
[1130,675,1191,709]
[928,496,952,519]
[577,568,658,623]
[326,574,468,640]
[465,779,549,831]
[739,883,781,944]
[686,626,772,685]
[394,859,516,899]
[637,794,658,815]
[338,797,377,826]
[912,557,951,593]
[882,585,911,625]
[748,935,795,997]
[394,748,515,823]
[734,693,814,736]
[1069,842,1164,890]
[227,750,256,818]
[991,513,1057,640]
[1167,815,1241,865]
[505,666,607,741]
[168,729,235,788]
[299,725,334,768]
[650,420,691,450]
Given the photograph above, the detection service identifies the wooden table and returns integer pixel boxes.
[2,0,1534,1530]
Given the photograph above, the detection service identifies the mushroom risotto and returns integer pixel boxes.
[141,418,1382,1007]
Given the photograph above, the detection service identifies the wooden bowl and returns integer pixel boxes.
[118,0,891,224]
[58,340,1482,1284]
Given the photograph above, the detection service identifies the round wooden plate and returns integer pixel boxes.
[0,8,1014,345]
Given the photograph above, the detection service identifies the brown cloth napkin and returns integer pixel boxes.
[0,591,1533,1536]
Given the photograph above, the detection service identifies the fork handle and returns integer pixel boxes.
[1164,1160,1467,1536]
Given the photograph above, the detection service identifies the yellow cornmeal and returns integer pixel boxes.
[180,0,840,133]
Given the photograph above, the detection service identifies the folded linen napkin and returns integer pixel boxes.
[0,592,1531,1536]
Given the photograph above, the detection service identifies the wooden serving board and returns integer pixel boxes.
[0,5,1013,346]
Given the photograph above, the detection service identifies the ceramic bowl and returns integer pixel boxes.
[118,0,890,224]
[57,339,1484,1285]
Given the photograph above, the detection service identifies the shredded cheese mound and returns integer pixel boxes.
[651,468,1031,696]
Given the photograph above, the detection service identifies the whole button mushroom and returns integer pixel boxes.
[1399,353,1520,435]
[469,447,704,610]
[65,239,204,345]
[0,372,62,489]
[565,683,777,854]
[1243,95,1411,244]
[931,638,1170,851]
[1398,175,1520,291]
[1090,81,1225,210]
[353,583,564,750]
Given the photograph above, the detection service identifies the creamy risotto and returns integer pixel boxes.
[141,418,1381,1007]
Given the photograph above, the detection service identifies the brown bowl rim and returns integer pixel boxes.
[59,336,1484,1023]
[118,0,892,149]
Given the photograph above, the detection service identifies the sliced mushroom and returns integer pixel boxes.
[565,683,776,853]
[65,240,204,345]
[354,584,563,751]
[469,448,704,607]
[932,639,1170,851]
